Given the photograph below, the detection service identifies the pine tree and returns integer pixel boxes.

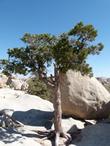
[1,22,103,146]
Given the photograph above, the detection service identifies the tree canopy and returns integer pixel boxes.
[1,22,103,77]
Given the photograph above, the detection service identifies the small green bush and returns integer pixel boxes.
[27,77,51,100]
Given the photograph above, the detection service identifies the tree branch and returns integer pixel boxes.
[38,71,55,89]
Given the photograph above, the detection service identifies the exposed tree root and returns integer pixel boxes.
[34,129,72,146]
[0,110,23,128]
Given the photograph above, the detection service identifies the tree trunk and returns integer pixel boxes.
[54,67,64,146]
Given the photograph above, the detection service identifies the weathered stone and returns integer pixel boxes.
[7,76,29,91]
[52,117,84,133]
[60,70,110,119]
[97,77,110,92]
[10,79,23,90]
[70,123,110,146]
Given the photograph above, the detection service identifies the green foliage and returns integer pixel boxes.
[52,22,103,74]
[1,34,56,75]
[27,77,51,100]
[1,22,104,77]
[68,22,97,41]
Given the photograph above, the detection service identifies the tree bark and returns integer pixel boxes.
[38,67,67,145]
[54,67,64,146]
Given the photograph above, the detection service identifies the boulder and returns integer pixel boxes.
[10,79,23,90]
[0,73,8,88]
[0,88,54,128]
[0,88,53,112]
[60,70,110,119]
[70,123,110,146]
[7,76,29,91]
[52,117,84,133]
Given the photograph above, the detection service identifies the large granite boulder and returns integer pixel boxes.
[0,88,54,128]
[60,70,110,119]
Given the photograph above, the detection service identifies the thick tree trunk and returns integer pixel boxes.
[37,67,70,145]
[54,79,63,134]
[54,68,64,146]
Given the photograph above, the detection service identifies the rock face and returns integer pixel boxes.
[1,88,110,146]
[60,70,110,119]
[7,76,29,91]
[0,88,54,127]
[0,88,53,112]
[0,88,54,146]
[97,77,110,93]
[52,117,85,133]
[70,123,110,146]
[0,73,29,91]
[10,78,23,90]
